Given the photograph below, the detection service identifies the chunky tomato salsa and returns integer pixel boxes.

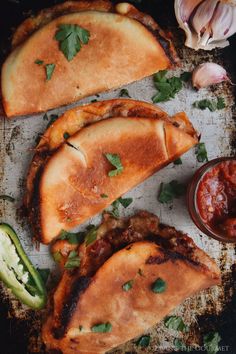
[197,160,236,238]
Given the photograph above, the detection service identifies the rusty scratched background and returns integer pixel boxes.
[0,1,236,354]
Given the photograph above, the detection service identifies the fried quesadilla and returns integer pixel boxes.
[1,1,178,117]
[25,99,198,244]
[42,211,221,354]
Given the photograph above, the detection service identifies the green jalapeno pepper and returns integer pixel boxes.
[0,223,47,309]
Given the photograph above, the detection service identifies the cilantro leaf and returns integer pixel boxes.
[122,280,134,291]
[55,24,90,61]
[173,158,182,165]
[46,114,58,128]
[109,197,133,218]
[59,229,84,244]
[118,197,133,208]
[109,199,120,218]
[91,323,112,333]
[63,132,70,140]
[193,97,225,112]
[158,180,186,203]
[195,142,208,163]
[105,153,124,177]
[101,193,108,198]
[64,250,80,269]
[151,278,166,293]
[85,226,97,246]
[0,195,15,202]
[180,71,192,82]
[43,113,49,121]
[45,63,55,81]
[216,97,226,110]
[174,338,187,350]
[164,316,189,332]
[136,335,151,347]
[35,59,44,65]
[152,70,183,103]
[203,332,221,354]
[37,268,50,284]
[119,88,131,98]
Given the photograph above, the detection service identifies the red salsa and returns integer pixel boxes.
[196,160,236,238]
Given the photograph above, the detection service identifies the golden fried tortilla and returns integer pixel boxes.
[25,99,178,210]
[34,111,198,244]
[1,2,178,117]
[42,211,221,354]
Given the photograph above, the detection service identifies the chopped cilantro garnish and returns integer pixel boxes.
[152,70,183,103]
[91,322,112,333]
[136,335,151,347]
[55,24,90,61]
[63,132,70,139]
[174,338,186,350]
[84,226,97,246]
[195,142,208,163]
[164,316,189,332]
[105,153,124,177]
[119,88,131,98]
[46,114,59,128]
[109,197,133,218]
[173,158,182,165]
[151,278,166,293]
[122,280,134,291]
[203,332,221,354]
[158,180,186,203]
[59,229,84,244]
[34,59,44,65]
[45,63,55,81]
[193,97,226,112]
[180,71,192,82]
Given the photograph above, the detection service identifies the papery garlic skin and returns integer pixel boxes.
[175,0,236,50]
[192,62,229,88]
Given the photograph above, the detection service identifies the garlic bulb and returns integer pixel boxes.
[192,62,229,88]
[175,0,236,50]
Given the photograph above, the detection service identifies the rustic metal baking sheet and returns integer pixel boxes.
[0,1,236,353]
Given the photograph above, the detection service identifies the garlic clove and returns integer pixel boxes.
[192,0,218,36]
[221,5,236,38]
[175,0,236,50]
[174,0,203,49]
[175,0,203,22]
[192,62,229,89]
[209,3,234,41]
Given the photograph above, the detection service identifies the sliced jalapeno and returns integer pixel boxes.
[0,223,47,309]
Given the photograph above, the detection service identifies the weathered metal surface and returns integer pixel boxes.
[0,0,236,353]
